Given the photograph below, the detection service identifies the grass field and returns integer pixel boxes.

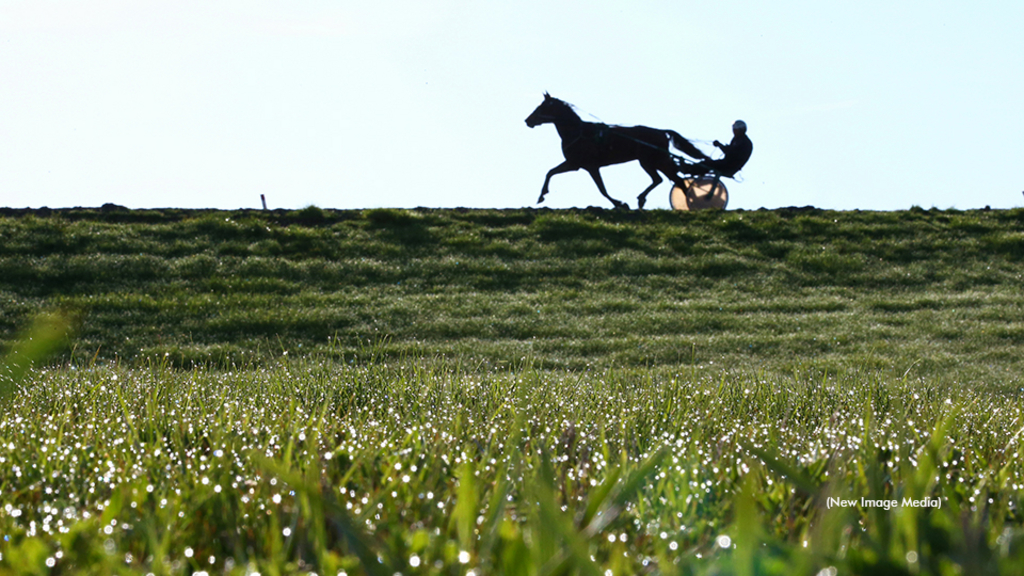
[1,206,1023,574]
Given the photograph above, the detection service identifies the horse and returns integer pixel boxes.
[524,93,707,209]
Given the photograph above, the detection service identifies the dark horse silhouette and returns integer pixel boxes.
[525,93,707,209]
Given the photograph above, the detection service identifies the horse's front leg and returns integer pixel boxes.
[538,161,579,204]
[587,168,628,210]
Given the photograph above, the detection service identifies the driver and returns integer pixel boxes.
[688,120,753,177]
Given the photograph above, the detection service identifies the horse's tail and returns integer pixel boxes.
[666,130,705,160]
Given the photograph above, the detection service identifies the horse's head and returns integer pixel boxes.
[525,93,578,128]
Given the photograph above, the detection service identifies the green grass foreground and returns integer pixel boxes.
[1,206,1024,574]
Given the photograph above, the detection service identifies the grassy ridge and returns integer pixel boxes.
[2,206,1024,383]
[2,207,1024,574]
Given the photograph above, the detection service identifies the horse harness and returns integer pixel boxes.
[563,123,696,170]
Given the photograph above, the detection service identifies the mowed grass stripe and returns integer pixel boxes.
[2,207,1024,384]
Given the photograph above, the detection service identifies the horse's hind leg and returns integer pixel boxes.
[636,161,663,210]
[587,168,628,209]
[653,154,690,187]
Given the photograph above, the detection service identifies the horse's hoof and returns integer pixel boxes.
[636,196,647,210]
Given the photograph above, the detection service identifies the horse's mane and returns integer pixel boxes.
[546,95,582,123]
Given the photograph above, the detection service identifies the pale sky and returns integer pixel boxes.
[2,1,1022,211]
